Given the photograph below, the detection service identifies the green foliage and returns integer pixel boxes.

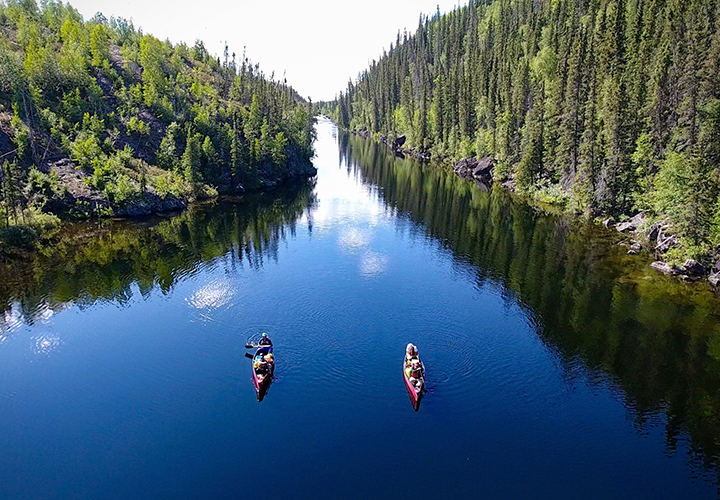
[89,24,110,67]
[0,0,315,226]
[126,116,150,135]
[26,167,64,198]
[329,0,720,258]
[71,132,105,171]
[654,151,717,249]
[152,169,189,199]
[272,132,288,165]
[201,135,218,166]
[181,130,202,183]
[103,173,138,204]
[157,121,179,169]
[10,113,30,160]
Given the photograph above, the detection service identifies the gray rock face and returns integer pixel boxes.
[628,242,642,255]
[656,234,680,254]
[710,272,720,287]
[454,156,495,183]
[651,261,680,275]
[615,212,647,233]
[114,193,187,217]
[679,259,706,277]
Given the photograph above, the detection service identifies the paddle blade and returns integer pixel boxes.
[245,344,255,349]
[244,352,253,359]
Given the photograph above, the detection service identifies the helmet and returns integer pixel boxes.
[262,333,268,337]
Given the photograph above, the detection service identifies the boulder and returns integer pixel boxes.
[416,150,431,162]
[710,272,720,288]
[454,156,495,182]
[473,156,496,181]
[454,157,477,179]
[645,221,666,242]
[394,135,406,148]
[628,242,642,255]
[651,261,680,276]
[679,259,706,277]
[602,218,614,229]
[656,234,680,254]
[615,212,647,233]
[713,258,720,274]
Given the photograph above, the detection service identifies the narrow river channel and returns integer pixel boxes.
[2,118,720,498]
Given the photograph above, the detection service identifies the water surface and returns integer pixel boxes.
[2,118,720,499]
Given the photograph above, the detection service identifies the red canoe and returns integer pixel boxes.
[252,346,274,401]
[403,358,425,411]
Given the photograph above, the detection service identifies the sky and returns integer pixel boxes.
[67,0,466,102]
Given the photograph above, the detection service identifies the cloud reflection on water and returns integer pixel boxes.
[186,279,236,310]
[360,250,389,277]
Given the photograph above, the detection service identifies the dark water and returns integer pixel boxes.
[3,118,720,499]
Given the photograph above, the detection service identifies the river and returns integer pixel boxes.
[2,117,720,499]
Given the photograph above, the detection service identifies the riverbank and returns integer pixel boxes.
[0,157,316,254]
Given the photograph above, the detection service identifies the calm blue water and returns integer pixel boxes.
[1,118,719,498]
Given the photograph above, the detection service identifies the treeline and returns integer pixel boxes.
[0,0,315,237]
[327,0,720,261]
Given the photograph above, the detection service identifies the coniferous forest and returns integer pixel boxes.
[325,0,720,263]
[0,0,316,245]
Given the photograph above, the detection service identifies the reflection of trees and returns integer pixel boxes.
[342,131,720,474]
[0,181,317,331]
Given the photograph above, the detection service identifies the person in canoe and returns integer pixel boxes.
[408,358,424,391]
[254,353,271,375]
[405,343,418,365]
[258,333,273,346]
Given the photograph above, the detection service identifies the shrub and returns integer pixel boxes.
[127,116,150,135]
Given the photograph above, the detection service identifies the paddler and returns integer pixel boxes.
[255,353,269,374]
[405,343,418,364]
[258,332,273,346]
[409,359,424,389]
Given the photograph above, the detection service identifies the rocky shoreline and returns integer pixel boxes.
[452,155,720,291]
[43,149,318,220]
[0,155,317,252]
[350,129,433,163]
[606,212,720,288]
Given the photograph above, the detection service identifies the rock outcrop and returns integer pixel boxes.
[651,261,680,276]
[453,156,496,185]
[615,212,647,233]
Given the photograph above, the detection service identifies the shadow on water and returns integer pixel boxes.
[339,130,720,477]
[0,180,317,336]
